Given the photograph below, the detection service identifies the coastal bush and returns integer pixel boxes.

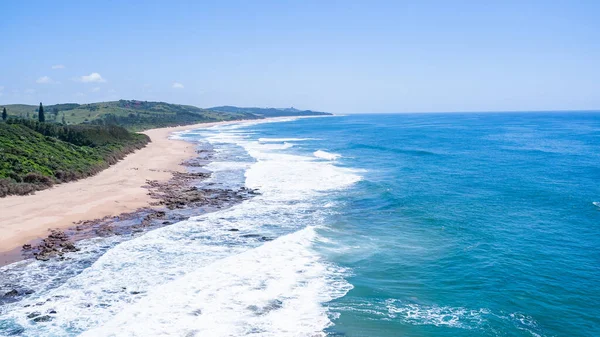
[6,119,140,147]
[0,122,149,197]
[22,173,54,186]
[0,178,41,196]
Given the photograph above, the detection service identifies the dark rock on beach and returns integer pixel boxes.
[95,224,115,237]
[26,312,40,319]
[239,234,273,242]
[4,289,19,297]
[241,234,261,238]
[32,315,53,323]
[190,309,202,316]
[27,230,81,261]
[247,299,283,316]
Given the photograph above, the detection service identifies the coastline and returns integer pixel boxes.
[0,114,352,336]
[0,118,262,260]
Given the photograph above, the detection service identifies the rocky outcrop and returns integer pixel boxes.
[24,230,80,261]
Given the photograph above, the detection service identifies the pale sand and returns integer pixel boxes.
[0,119,260,255]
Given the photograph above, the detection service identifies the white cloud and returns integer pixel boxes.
[78,72,106,83]
[24,88,36,94]
[91,87,101,92]
[52,64,65,69]
[36,76,54,84]
[172,82,184,89]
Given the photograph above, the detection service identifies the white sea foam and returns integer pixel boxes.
[593,201,600,208]
[327,298,546,335]
[170,130,201,140]
[81,227,352,337]
[0,118,360,336]
[258,142,295,150]
[385,300,488,328]
[209,117,302,131]
[382,300,545,335]
[245,153,358,199]
[259,137,315,142]
[205,161,252,172]
[314,150,341,160]
[212,131,360,201]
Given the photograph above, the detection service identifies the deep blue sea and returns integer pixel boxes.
[1,113,599,336]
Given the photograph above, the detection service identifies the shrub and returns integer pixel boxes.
[0,122,149,197]
[23,173,54,186]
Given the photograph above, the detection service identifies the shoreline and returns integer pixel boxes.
[0,118,267,261]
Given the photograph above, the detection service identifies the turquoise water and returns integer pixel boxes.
[248,113,600,336]
[1,113,599,336]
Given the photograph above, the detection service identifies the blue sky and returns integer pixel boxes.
[1,0,599,113]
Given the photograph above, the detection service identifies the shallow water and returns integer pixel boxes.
[1,113,599,336]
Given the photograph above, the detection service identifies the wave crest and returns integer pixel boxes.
[314,150,341,160]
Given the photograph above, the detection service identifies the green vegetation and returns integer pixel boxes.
[0,119,149,197]
[38,102,45,122]
[3,100,259,131]
[209,106,332,117]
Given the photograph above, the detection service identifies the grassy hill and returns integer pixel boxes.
[0,120,149,197]
[208,106,332,117]
[3,102,331,131]
[3,100,259,131]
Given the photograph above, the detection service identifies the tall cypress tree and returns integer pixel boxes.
[38,102,45,122]
[1,107,6,121]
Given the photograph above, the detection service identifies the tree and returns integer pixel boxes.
[62,113,66,125]
[1,107,6,121]
[38,102,45,122]
[52,107,59,120]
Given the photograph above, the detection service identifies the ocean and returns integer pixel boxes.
[1,113,599,336]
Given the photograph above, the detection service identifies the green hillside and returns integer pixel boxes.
[3,100,259,131]
[209,106,332,117]
[0,120,149,197]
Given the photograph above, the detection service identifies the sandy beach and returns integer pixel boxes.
[0,120,251,256]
